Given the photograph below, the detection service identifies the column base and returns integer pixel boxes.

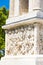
[0,55,43,65]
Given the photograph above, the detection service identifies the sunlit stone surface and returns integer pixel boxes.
[6,24,34,55]
[1,0,43,65]
[5,23,43,56]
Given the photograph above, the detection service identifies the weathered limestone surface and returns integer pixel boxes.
[5,23,43,56]
[1,0,43,65]
[5,24,34,55]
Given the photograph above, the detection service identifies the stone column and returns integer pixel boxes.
[33,0,41,11]
[9,0,14,17]
[14,0,19,16]
[29,0,43,12]
[29,0,33,12]
[34,24,40,54]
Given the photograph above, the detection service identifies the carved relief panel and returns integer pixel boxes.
[6,24,35,55]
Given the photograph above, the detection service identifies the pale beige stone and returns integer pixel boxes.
[9,0,14,17]
[5,25,35,55]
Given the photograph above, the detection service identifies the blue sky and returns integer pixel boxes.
[0,0,9,9]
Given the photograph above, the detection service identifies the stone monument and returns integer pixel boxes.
[0,0,43,65]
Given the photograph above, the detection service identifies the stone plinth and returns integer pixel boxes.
[1,0,43,65]
[2,14,43,65]
[0,56,43,65]
[0,56,37,65]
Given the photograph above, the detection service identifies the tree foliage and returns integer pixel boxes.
[0,7,9,58]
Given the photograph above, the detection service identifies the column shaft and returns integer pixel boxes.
[9,0,14,17]
[14,0,19,16]
[33,0,40,10]
[29,0,33,12]
[29,0,43,12]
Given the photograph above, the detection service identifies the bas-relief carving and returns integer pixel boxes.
[6,25,34,55]
[5,24,43,55]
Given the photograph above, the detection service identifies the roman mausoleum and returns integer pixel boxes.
[0,0,43,65]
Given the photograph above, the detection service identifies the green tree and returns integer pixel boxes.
[0,7,9,58]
